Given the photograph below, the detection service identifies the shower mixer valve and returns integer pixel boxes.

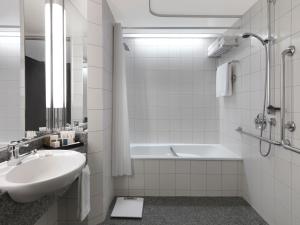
[254,113,267,130]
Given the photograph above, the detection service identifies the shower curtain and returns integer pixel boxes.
[112,23,132,176]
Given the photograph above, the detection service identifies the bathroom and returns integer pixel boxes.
[0,0,300,224]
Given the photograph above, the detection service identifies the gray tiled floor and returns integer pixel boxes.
[100,197,268,225]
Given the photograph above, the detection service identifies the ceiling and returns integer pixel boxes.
[24,0,44,36]
[107,0,258,34]
[23,0,87,37]
[0,0,20,27]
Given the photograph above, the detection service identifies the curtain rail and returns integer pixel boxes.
[149,0,242,19]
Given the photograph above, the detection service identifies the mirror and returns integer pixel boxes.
[65,0,88,126]
[24,0,46,131]
[0,0,24,142]
[0,0,87,144]
[23,0,87,131]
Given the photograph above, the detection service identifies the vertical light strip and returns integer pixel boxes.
[52,1,65,108]
[63,3,67,115]
[45,0,66,129]
[45,0,65,109]
[45,1,52,109]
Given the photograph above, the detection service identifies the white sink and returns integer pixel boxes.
[0,150,86,203]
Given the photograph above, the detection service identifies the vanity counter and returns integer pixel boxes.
[0,194,55,225]
[0,144,87,225]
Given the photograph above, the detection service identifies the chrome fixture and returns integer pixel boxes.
[239,0,278,157]
[254,113,267,130]
[285,121,296,132]
[7,142,37,166]
[280,46,300,154]
[5,134,52,166]
[235,127,281,146]
[242,32,273,157]
[242,32,269,45]
[242,32,276,113]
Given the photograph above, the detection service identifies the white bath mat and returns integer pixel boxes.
[111,197,144,218]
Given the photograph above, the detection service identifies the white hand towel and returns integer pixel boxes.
[80,165,90,221]
[216,62,233,97]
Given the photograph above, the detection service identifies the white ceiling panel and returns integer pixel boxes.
[107,0,258,33]
[149,0,257,16]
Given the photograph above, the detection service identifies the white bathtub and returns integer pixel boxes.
[115,144,243,197]
[131,144,241,160]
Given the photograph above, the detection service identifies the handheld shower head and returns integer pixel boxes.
[242,32,268,46]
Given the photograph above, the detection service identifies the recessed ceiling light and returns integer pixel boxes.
[123,33,220,38]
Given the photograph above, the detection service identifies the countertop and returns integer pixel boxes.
[0,194,55,225]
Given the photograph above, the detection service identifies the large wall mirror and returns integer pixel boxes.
[24,0,87,130]
[0,0,87,144]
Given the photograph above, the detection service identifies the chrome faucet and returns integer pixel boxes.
[7,141,37,166]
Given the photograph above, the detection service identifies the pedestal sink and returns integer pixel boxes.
[0,150,86,203]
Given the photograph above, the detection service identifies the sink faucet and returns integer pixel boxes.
[7,142,37,166]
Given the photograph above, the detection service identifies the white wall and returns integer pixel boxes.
[219,0,300,224]
[125,38,219,144]
[86,0,114,224]
[0,0,20,27]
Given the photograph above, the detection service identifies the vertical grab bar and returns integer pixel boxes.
[280,46,295,143]
[280,46,300,154]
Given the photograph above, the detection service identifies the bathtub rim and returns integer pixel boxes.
[130,144,242,161]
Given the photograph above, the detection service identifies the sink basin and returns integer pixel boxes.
[0,150,86,203]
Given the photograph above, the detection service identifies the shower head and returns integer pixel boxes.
[242,32,268,46]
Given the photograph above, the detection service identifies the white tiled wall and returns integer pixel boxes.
[56,0,115,224]
[219,0,300,224]
[114,159,242,197]
[86,0,114,224]
[125,38,219,144]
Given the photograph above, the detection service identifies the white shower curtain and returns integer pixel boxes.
[112,23,132,176]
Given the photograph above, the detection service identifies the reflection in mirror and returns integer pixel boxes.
[65,0,88,126]
[0,0,88,147]
[23,0,87,131]
[24,0,46,131]
[0,0,24,142]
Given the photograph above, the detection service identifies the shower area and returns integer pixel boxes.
[114,36,243,197]
[125,38,219,144]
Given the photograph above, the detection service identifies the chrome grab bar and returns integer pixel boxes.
[235,127,281,146]
[280,46,300,154]
[236,46,300,155]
